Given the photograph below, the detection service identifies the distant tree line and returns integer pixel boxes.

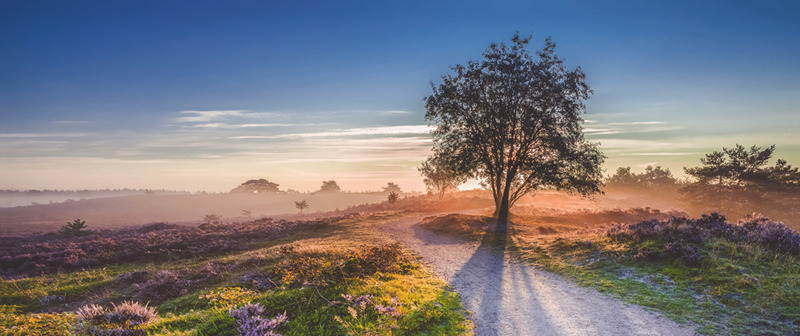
[681,144,800,219]
[606,165,679,189]
[229,179,404,195]
[609,144,800,224]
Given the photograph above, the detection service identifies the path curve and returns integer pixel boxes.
[377,213,696,336]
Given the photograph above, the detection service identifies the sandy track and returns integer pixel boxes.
[377,214,696,336]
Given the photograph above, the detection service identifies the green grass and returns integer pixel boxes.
[511,233,800,335]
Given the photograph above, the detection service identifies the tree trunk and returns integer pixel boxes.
[496,183,512,232]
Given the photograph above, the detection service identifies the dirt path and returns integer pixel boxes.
[377,213,696,336]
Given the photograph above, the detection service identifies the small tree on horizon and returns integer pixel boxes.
[382,182,402,194]
[425,33,604,222]
[60,219,91,236]
[295,200,309,214]
[231,179,280,193]
[202,214,222,225]
[318,180,341,193]
[387,191,399,204]
[419,155,467,199]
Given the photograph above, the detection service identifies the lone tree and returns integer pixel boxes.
[231,179,280,193]
[60,219,91,236]
[425,34,604,221]
[419,155,467,199]
[295,200,309,214]
[382,182,402,194]
[387,191,399,204]
[318,180,341,193]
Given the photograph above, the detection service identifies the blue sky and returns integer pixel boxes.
[1,0,798,192]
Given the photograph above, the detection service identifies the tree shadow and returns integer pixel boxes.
[448,217,661,335]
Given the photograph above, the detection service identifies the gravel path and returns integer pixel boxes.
[378,213,696,336]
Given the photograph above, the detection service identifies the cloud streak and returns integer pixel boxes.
[230,125,432,139]
[173,110,283,123]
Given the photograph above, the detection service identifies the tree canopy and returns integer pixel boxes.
[382,182,402,194]
[231,179,280,193]
[425,34,604,220]
[318,180,341,193]
[606,165,678,188]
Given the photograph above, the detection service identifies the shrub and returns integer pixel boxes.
[60,219,91,236]
[387,191,399,204]
[75,301,156,336]
[134,270,189,302]
[607,213,800,265]
[239,272,276,291]
[228,303,287,336]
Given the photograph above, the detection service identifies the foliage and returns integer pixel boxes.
[606,165,678,188]
[318,180,341,193]
[60,219,92,236]
[386,191,399,204]
[239,272,275,292]
[294,200,308,214]
[229,303,287,336]
[75,301,157,336]
[200,287,257,308]
[135,270,190,303]
[272,244,409,287]
[418,156,467,199]
[0,309,75,336]
[425,33,604,220]
[231,179,280,193]
[334,293,402,334]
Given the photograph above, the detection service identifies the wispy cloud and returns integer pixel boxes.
[230,125,432,139]
[627,152,700,156]
[55,120,90,124]
[380,110,413,116]
[191,123,300,129]
[173,110,283,123]
[606,121,667,126]
[0,133,88,138]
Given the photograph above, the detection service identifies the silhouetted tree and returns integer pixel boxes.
[606,167,639,187]
[231,179,280,193]
[382,182,402,194]
[318,180,341,193]
[425,33,604,221]
[387,191,399,204]
[202,214,222,225]
[419,155,467,199]
[295,200,309,214]
[606,165,677,188]
[60,219,91,236]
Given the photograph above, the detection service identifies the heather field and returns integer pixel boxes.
[0,208,473,335]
